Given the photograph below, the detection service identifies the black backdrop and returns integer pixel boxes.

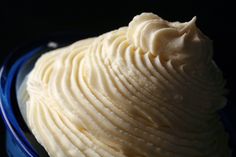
[0,0,236,156]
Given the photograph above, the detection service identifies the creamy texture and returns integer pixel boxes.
[23,13,230,157]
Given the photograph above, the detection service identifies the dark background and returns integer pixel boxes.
[0,0,235,156]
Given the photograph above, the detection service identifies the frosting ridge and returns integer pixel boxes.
[23,13,230,157]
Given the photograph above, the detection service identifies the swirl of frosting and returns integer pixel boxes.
[23,13,230,157]
[127,13,213,66]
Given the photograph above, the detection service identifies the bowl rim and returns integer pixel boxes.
[0,37,78,157]
[0,45,45,157]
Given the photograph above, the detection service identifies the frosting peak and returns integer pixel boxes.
[21,13,230,157]
[127,13,212,65]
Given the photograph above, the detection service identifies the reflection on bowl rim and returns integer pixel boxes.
[0,42,58,157]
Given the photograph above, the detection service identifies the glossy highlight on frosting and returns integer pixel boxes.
[22,13,230,157]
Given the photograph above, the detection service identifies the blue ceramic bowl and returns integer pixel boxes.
[0,38,235,157]
[0,38,72,157]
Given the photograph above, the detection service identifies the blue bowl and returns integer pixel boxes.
[0,38,235,157]
[0,38,72,157]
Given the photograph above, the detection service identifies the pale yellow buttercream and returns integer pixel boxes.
[23,13,230,157]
